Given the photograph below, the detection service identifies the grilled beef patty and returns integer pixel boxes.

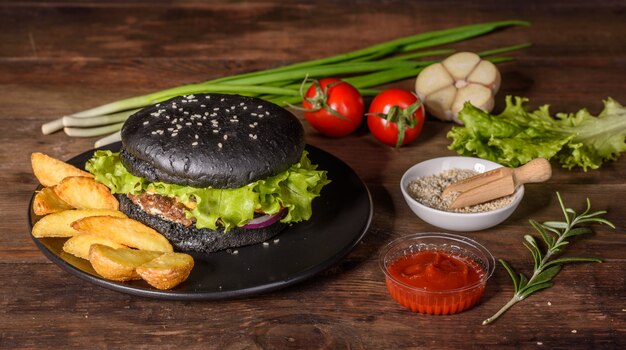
[119,194,286,253]
[128,193,193,227]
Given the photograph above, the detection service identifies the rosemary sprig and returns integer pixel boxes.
[482,192,615,325]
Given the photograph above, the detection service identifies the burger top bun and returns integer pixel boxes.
[120,94,304,189]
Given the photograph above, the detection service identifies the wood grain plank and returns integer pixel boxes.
[1,0,625,348]
[0,261,624,348]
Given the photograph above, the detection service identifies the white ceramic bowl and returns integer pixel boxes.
[400,156,523,231]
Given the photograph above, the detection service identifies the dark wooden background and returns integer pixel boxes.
[1,1,625,348]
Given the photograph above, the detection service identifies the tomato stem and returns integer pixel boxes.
[288,78,352,121]
[368,98,423,148]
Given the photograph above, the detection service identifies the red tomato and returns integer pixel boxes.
[302,78,364,137]
[367,89,425,147]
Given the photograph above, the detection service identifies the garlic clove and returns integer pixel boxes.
[442,52,481,81]
[415,63,454,99]
[425,85,457,121]
[452,83,494,119]
[467,60,501,93]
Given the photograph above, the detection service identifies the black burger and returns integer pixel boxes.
[86,93,329,253]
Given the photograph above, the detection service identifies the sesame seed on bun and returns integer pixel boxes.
[120,93,304,189]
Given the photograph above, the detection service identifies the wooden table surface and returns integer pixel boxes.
[1,1,625,348]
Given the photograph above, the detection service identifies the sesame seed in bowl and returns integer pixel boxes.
[400,157,524,231]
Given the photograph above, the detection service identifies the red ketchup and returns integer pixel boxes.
[385,250,486,315]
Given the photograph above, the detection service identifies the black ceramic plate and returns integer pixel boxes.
[29,143,372,300]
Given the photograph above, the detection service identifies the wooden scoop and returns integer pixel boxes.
[443,158,552,209]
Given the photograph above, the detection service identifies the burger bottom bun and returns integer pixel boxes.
[119,195,286,254]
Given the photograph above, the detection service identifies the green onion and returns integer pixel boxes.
[383,48,456,62]
[401,24,517,52]
[62,109,140,127]
[64,122,125,137]
[66,84,300,119]
[94,131,121,148]
[219,61,419,86]
[478,43,532,57]
[41,118,65,136]
[41,20,530,145]
[213,19,528,82]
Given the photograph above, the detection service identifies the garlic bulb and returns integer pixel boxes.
[415,52,501,124]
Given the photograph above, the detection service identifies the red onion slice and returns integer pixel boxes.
[242,209,286,229]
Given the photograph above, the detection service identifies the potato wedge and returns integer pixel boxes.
[71,216,173,252]
[31,209,126,238]
[32,187,74,215]
[31,152,93,187]
[88,244,163,281]
[54,176,119,210]
[63,234,126,260]
[136,252,194,290]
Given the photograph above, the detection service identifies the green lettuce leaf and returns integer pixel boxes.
[448,96,626,170]
[85,150,330,231]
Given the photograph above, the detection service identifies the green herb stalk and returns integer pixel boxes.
[482,192,615,325]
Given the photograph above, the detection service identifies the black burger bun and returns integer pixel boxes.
[119,195,286,253]
[120,93,304,188]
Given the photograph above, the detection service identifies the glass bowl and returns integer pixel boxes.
[380,232,495,315]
